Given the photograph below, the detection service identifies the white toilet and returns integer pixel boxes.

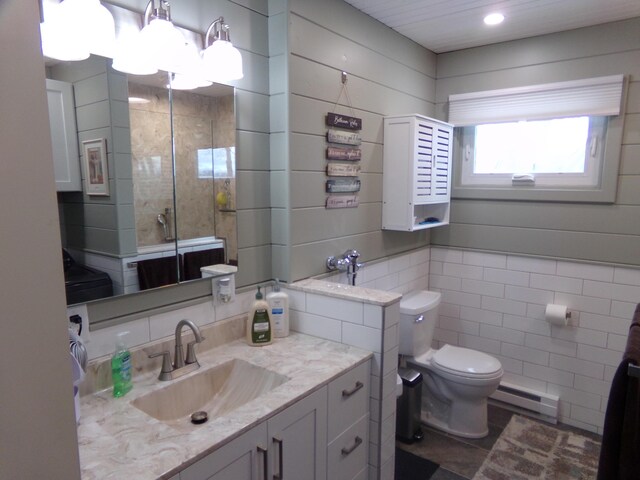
[398,290,503,438]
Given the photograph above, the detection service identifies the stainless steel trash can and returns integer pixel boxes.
[396,367,424,443]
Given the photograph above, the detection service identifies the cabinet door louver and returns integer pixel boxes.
[434,126,452,198]
[414,121,452,203]
[415,122,434,200]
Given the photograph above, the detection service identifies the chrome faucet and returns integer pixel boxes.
[149,319,205,381]
[326,249,363,286]
[174,319,204,369]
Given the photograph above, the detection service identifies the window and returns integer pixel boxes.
[459,116,608,188]
[197,147,236,179]
[448,75,625,203]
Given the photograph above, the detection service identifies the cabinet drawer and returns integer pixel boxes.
[327,414,369,480]
[328,361,370,440]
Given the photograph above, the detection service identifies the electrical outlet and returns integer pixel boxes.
[66,304,90,342]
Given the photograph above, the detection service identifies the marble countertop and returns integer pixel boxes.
[290,278,402,306]
[77,333,372,479]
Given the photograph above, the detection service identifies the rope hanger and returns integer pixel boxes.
[331,71,356,117]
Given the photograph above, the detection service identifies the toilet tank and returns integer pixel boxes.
[398,290,441,357]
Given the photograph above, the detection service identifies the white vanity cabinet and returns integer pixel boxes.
[267,387,327,480]
[382,114,453,231]
[177,361,370,480]
[45,78,82,192]
[180,388,327,480]
[179,423,268,480]
[326,361,370,480]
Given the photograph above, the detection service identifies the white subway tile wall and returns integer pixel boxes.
[429,246,640,434]
[290,291,404,479]
[329,248,430,294]
[85,290,255,360]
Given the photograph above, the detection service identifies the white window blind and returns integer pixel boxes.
[448,75,624,126]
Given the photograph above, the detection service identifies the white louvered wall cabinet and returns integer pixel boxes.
[382,114,453,231]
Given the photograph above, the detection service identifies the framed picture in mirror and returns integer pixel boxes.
[82,138,109,196]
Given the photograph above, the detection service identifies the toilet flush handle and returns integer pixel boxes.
[415,315,424,323]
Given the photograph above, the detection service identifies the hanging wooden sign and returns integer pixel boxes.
[326,178,361,193]
[327,129,361,146]
[326,113,362,131]
[326,146,361,161]
[327,163,361,176]
[326,195,359,209]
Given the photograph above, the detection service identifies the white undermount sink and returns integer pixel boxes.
[132,358,289,424]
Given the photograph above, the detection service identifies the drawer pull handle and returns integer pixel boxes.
[257,445,268,480]
[273,436,284,479]
[342,381,364,397]
[341,436,363,456]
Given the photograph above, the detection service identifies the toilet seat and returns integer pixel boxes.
[432,345,502,379]
[409,345,503,383]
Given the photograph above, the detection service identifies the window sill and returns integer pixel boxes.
[451,184,616,203]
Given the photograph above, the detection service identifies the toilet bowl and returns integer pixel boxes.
[398,290,503,438]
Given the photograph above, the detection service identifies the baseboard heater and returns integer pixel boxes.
[489,381,559,424]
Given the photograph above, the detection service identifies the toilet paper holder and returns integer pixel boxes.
[545,304,571,326]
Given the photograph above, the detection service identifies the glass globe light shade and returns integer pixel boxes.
[112,31,158,76]
[87,1,116,58]
[165,42,212,90]
[40,3,89,61]
[169,73,212,90]
[202,40,243,82]
[139,18,186,73]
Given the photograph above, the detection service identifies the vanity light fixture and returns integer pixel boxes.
[166,42,213,90]
[202,17,244,82]
[138,0,187,74]
[40,0,115,61]
[483,12,505,26]
[168,72,213,91]
[112,28,158,76]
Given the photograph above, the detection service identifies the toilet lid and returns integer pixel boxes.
[432,345,502,377]
[399,290,441,315]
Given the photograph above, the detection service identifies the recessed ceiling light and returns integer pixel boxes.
[484,13,505,26]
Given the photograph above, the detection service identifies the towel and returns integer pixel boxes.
[136,256,180,290]
[597,303,640,480]
[182,248,225,281]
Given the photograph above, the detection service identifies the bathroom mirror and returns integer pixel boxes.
[48,54,237,305]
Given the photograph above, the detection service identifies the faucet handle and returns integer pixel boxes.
[344,249,360,260]
[185,340,203,365]
[149,351,173,376]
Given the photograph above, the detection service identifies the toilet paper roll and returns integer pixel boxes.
[545,304,569,326]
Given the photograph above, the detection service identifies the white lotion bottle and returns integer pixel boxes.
[267,279,289,338]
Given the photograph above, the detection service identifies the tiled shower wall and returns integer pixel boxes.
[428,246,640,434]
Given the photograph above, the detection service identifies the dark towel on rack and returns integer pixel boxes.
[597,303,640,480]
[136,256,180,290]
[182,248,225,281]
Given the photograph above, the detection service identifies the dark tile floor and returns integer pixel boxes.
[396,402,602,480]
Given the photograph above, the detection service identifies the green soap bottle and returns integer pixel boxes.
[247,286,272,346]
[111,331,133,397]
